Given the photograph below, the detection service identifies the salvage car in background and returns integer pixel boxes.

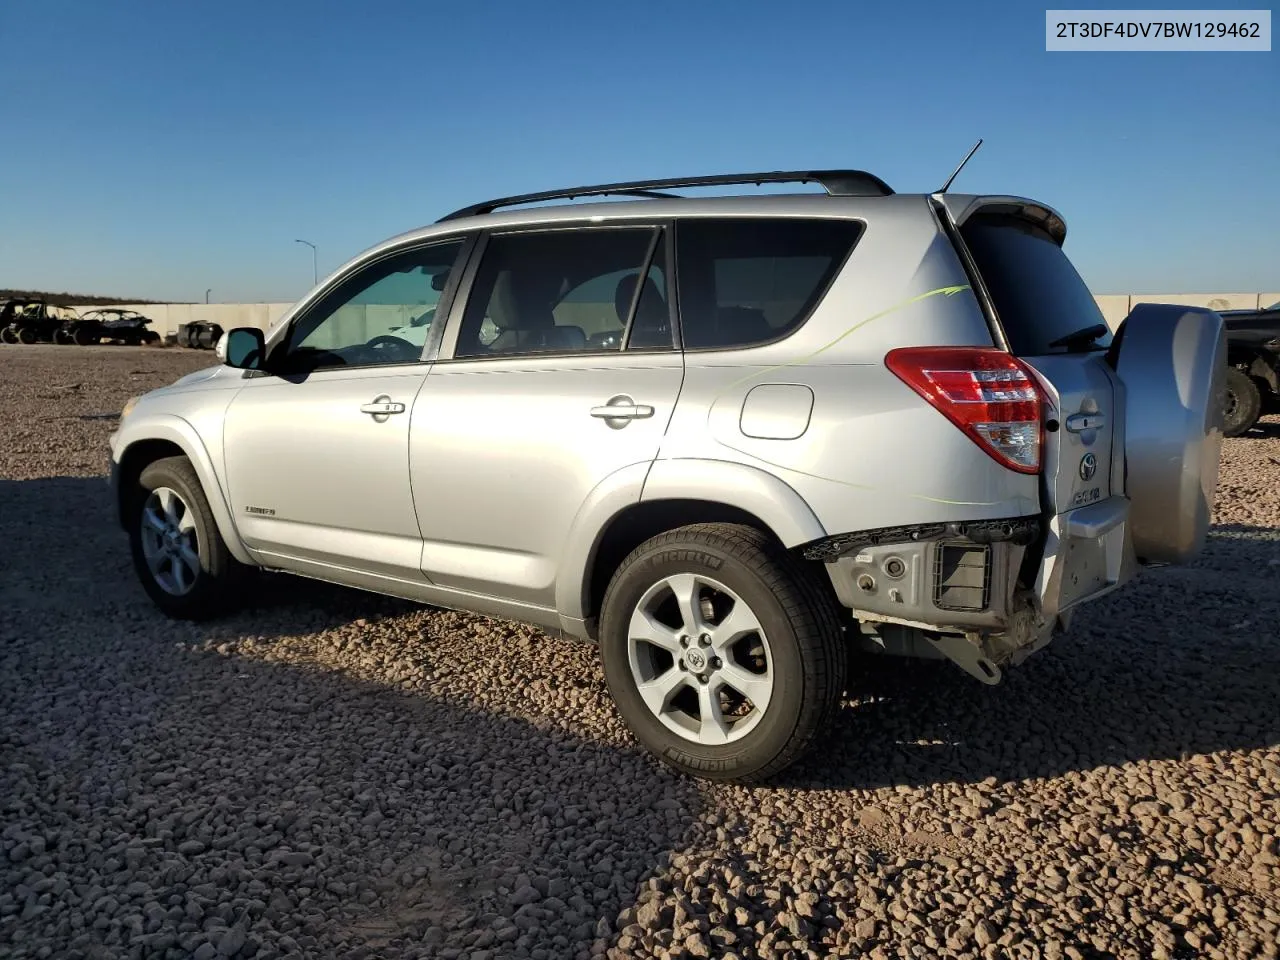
[61,308,162,346]
[1219,300,1280,436]
[0,299,79,344]
[109,168,1226,783]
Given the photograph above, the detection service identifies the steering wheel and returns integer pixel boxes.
[365,334,419,360]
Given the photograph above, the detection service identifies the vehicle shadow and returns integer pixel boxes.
[781,522,1280,789]
[7,476,1280,801]
[1240,415,1280,439]
[0,475,420,639]
[1,476,700,958]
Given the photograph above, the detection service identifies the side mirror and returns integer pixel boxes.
[224,327,266,370]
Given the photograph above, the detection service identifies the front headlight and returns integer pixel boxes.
[121,395,141,420]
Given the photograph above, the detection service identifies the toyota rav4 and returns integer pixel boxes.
[108,169,1226,782]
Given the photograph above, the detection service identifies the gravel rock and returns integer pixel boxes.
[0,345,1277,959]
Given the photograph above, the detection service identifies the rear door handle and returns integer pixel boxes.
[590,402,654,421]
[360,395,406,419]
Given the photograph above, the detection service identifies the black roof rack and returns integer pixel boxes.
[436,169,894,222]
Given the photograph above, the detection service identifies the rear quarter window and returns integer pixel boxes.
[676,218,862,350]
[959,212,1111,356]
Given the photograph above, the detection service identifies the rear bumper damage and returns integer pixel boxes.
[809,497,1136,682]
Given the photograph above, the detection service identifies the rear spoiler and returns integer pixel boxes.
[932,194,1068,245]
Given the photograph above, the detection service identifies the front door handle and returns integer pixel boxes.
[590,395,654,428]
[360,395,405,421]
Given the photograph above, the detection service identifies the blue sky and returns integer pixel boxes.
[1,0,1276,302]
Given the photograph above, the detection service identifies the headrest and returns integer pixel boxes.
[614,273,666,326]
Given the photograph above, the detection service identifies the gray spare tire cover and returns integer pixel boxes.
[1110,303,1226,564]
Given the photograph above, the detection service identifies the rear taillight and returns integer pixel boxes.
[885,346,1043,474]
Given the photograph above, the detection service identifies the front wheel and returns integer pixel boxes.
[598,523,847,783]
[16,326,36,344]
[128,456,249,619]
[1223,366,1262,437]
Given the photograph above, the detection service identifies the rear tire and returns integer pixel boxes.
[71,325,97,346]
[2,326,17,344]
[1223,366,1262,437]
[598,523,847,783]
[128,456,249,620]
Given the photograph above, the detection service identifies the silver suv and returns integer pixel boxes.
[109,170,1226,782]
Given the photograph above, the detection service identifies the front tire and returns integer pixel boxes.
[1223,366,1262,437]
[16,326,35,344]
[128,456,248,619]
[598,523,846,783]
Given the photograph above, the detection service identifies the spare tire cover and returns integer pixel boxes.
[1110,303,1225,564]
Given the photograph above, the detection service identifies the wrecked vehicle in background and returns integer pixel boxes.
[1219,300,1280,437]
[0,299,79,344]
[62,308,162,346]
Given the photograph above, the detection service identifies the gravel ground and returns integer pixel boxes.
[1,344,1277,960]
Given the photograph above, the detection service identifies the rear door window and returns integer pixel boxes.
[959,212,1112,356]
[675,218,863,350]
[454,227,667,358]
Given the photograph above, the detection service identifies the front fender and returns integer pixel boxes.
[111,414,254,566]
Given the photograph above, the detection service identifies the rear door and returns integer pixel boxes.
[409,223,683,609]
[944,202,1128,615]
[951,208,1118,519]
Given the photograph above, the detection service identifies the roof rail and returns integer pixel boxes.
[436,169,894,222]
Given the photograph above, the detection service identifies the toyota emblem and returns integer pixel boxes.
[1079,453,1097,481]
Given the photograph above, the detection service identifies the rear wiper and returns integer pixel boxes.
[1048,322,1109,351]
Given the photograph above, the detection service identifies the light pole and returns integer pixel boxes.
[295,239,318,287]
[205,288,211,304]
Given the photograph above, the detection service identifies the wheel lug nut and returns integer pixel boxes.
[699,634,710,646]
[679,635,689,647]
[711,657,722,668]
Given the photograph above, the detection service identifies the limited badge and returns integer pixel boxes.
[1079,452,1098,481]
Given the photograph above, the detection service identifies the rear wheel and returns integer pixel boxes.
[1,326,16,344]
[71,325,98,346]
[1223,366,1262,437]
[598,523,846,783]
[128,456,249,619]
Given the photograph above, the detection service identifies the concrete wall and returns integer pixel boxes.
[70,292,1280,340]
